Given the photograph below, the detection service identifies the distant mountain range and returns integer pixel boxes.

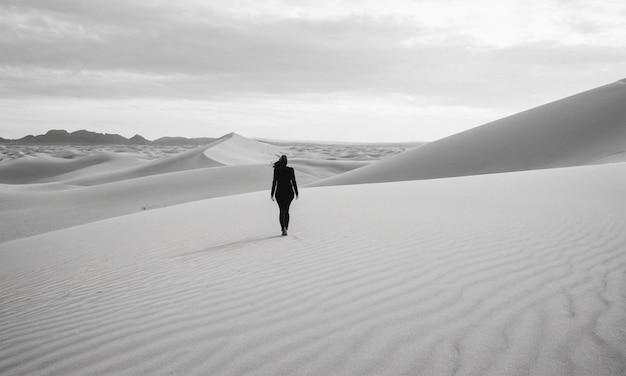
[0,129,217,146]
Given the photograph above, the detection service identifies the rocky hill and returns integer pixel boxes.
[1,129,216,146]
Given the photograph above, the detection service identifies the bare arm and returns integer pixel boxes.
[271,168,277,198]
[291,168,299,197]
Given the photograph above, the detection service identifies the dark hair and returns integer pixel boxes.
[273,155,288,168]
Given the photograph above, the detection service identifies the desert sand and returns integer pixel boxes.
[313,79,626,186]
[0,133,367,243]
[1,80,625,375]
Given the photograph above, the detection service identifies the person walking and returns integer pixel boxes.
[271,155,298,236]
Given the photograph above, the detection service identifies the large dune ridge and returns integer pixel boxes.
[313,79,626,187]
[1,81,625,375]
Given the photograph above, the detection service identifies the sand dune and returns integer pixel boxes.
[57,133,281,186]
[314,79,626,186]
[1,162,624,375]
[0,160,367,243]
[0,134,368,242]
[0,151,147,185]
[203,133,284,165]
[2,82,625,375]
[0,133,282,186]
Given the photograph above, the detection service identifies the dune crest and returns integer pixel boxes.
[203,132,282,165]
[314,80,626,186]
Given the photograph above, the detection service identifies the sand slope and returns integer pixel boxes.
[0,151,148,185]
[0,133,283,186]
[56,133,281,186]
[1,162,624,375]
[315,80,626,186]
[2,81,625,375]
[0,134,368,242]
[0,159,367,243]
[203,133,283,165]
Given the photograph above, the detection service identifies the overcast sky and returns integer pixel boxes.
[1,0,624,141]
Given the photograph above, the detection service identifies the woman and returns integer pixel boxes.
[271,155,298,236]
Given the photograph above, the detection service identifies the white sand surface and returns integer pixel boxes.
[0,133,280,186]
[1,162,624,375]
[1,81,625,375]
[315,79,626,186]
[47,133,277,186]
[203,133,284,165]
[0,134,367,242]
[0,152,148,185]
[0,159,366,243]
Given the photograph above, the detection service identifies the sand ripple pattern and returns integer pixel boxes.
[1,167,625,376]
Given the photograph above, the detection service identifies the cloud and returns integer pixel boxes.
[11,7,414,72]
[0,66,175,98]
[1,0,624,111]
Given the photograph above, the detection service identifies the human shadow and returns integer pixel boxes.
[178,235,283,257]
